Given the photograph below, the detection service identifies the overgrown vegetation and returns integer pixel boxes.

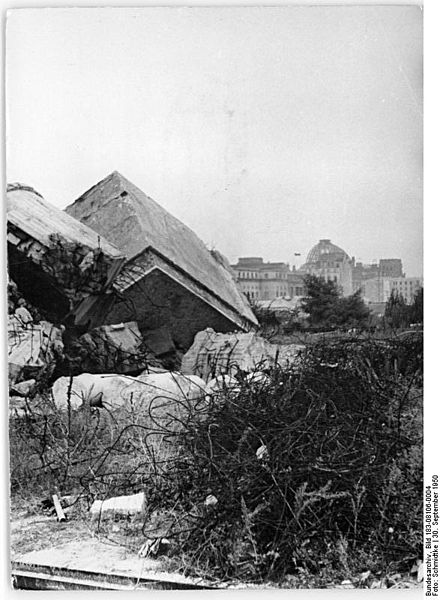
[250,301,302,339]
[252,278,423,344]
[9,333,422,586]
[385,288,423,330]
[301,274,371,329]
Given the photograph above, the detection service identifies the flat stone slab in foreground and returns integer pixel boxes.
[12,539,218,590]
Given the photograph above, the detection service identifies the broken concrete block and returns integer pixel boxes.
[76,321,147,374]
[8,323,46,368]
[182,329,304,380]
[90,492,145,517]
[121,371,206,402]
[51,373,135,410]
[117,372,208,423]
[9,396,28,418]
[8,318,64,383]
[10,378,36,397]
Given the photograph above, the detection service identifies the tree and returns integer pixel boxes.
[301,275,340,328]
[409,287,423,324]
[336,289,371,328]
[301,275,370,330]
[384,290,409,329]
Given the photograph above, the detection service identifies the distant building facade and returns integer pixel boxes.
[379,259,403,278]
[300,241,420,304]
[231,240,421,307]
[230,257,305,301]
[299,239,354,296]
[382,277,423,304]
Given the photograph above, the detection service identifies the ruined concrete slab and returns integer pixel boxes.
[51,371,207,415]
[181,328,305,380]
[117,371,207,411]
[110,256,252,348]
[65,172,257,347]
[7,184,125,328]
[51,373,136,410]
[7,184,122,259]
[12,538,216,589]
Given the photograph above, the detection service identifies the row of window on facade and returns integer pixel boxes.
[315,274,338,283]
[237,271,287,280]
[315,261,342,269]
[391,280,420,288]
[243,286,305,300]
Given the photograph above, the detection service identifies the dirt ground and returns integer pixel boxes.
[9,503,423,590]
[9,505,193,587]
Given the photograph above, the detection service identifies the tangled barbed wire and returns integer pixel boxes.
[9,333,423,583]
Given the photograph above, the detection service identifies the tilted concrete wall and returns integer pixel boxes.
[106,269,241,350]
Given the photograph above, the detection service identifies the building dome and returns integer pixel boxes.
[305,239,349,264]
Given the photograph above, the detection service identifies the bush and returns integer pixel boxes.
[153,336,422,582]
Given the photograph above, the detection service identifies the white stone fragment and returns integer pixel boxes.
[90,492,145,516]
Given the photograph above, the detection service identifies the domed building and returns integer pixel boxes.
[300,239,354,296]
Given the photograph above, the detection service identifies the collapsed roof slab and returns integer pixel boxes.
[105,248,254,348]
[65,172,257,343]
[7,185,125,327]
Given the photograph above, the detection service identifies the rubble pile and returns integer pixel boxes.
[74,321,151,374]
[8,296,64,386]
[7,176,259,392]
[7,175,263,563]
[6,175,308,495]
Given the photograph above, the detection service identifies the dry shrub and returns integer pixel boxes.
[156,335,422,583]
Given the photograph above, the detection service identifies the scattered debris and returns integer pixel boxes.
[90,492,145,517]
[8,317,64,384]
[204,495,218,508]
[411,559,424,582]
[52,495,67,522]
[138,538,171,558]
[75,321,148,374]
[255,445,269,461]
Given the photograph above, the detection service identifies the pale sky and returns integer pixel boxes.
[6,5,423,276]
